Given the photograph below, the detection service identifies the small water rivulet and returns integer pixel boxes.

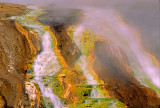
[73,27,104,98]
[79,56,104,98]
[11,9,65,108]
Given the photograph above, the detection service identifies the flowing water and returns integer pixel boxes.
[33,31,65,108]
[10,7,107,107]
[79,56,104,98]
[11,9,65,108]
[10,6,160,107]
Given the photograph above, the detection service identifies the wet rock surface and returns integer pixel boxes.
[50,25,81,68]
[0,9,41,107]
[0,2,159,108]
[38,8,83,68]
[0,95,6,107]
[93,40,160,108]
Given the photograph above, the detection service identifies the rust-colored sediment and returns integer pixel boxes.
[0,18,41,107]
[46,27,84,105]
[46,27,68,67]
[50,25,81,68]
[15,22,37,56]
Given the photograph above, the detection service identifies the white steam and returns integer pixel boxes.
[75,8,160,88]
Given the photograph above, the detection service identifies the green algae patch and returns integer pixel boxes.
[41,74,67,105]
[41,96,54,108]
[75,84,110,105]
[69,98,125,108]
[25,26,34,31]
[68,26,74,39]
[41,75,64,98]
[80,31,96,56]
[52,77,64,97]
[75,85,93,103]
[49,30,58,51]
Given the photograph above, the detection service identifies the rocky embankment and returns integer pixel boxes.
[93,40,160,108]
[0,2,27,19]
[38,8,160,107]
[50,25,85,105]
[50,25,80,68]
[0,3,41,107]
[1,2,160,108]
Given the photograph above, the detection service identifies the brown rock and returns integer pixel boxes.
[93,40,160,108]
[50,25,80,68]
[58,70,85,105]
[0,95,6,108]
[0,2,27,19]
[48,25,84,105]
[0,20,41,107]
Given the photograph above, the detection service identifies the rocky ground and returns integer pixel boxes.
[0,2,160,108]
[50,25,81,68]
[93,40,160,108]
[0,2,27,19]
[0,2,41,107]
[49,23,160,107]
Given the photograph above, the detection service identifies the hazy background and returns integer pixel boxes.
[0,0,159,61]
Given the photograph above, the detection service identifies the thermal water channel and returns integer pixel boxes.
[33,30,65,108]
[11,7,106,107]
[73,26,104,98]
[11,9,65,108]
[10,7,127,107]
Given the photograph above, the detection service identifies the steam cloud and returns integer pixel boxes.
[1,0,159,60]
[1,0,159,87]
